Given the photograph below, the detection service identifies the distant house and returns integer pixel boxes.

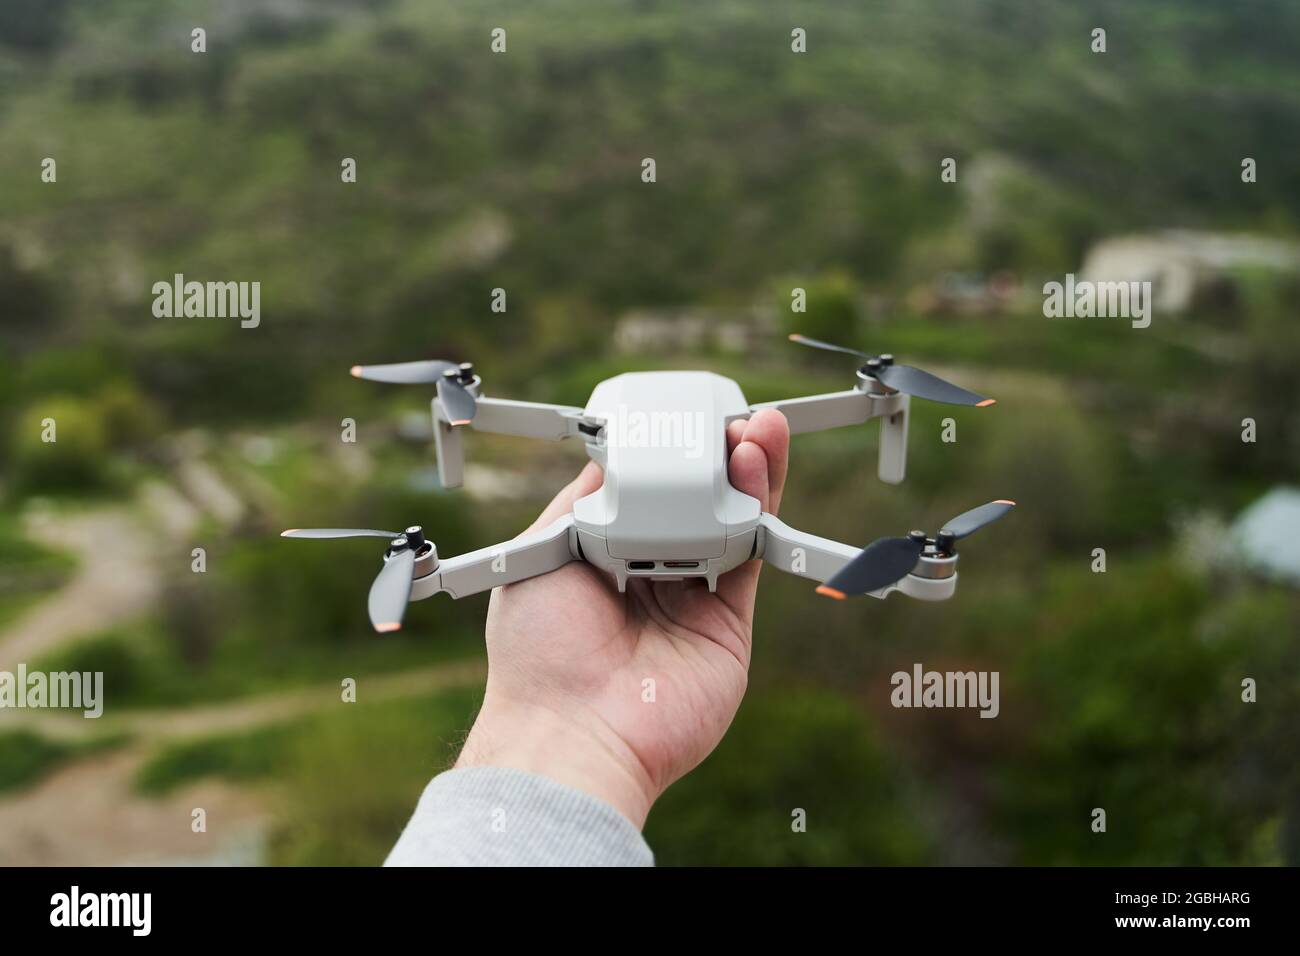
[1229,486,1300,586]
[1079,231,1300,315]
[613,308,767,354]
[909,270,1022,316]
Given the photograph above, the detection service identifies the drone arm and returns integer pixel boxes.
[755,512,954,601]
[747,389,909,484]
[433,396,595,490]
[756,512,860,582]
[411,515,578,601]
[470,397,592,440]
[749,389,878,434]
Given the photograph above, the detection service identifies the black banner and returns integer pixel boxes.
[0,866,1288,941]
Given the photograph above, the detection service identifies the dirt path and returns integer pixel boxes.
[0,747,267,866]
[0,659,486,742]
[0,659,487,866]
[0,509,161,675]
[0,477,486,866]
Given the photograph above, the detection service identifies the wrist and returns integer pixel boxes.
[455,693,657,828]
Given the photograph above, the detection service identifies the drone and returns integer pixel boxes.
[283,334,1014,632]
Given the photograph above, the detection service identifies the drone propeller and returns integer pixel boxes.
[788,333,995,408]
[820,534,928,598]
[935,499,1016,545]
[816,499,1015,599]
[435,375,477,426]
[282,525,432,632]
[350,359,479,426]
[281,528,397,539]
[368,543,416,633]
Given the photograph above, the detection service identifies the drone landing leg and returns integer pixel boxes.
[432,399,465,489]
[878,394,909,484]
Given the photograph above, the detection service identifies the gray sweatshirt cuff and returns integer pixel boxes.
[384,766,654,867]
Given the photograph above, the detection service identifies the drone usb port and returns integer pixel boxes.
[663,561,700,569]
[627,561,655,570]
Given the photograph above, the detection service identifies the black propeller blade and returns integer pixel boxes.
[817,534,925,600]
[351,359,479,425]
[369,542,416,633]
[934,499,1015,551]
[873,363,992,407]
[787,334,995,408]
[940,499,1016,539]
[816,500,1016,599]
[787,333,871,361]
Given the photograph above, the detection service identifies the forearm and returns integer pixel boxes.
[454,694,658,828]
[384,765,654,867]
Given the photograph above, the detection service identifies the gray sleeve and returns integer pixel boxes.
[384,766,654,867]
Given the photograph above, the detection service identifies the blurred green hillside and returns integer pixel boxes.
[1,0,1298,865]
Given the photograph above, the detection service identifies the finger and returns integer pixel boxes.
[739,408,790,515]
[726,418,746,458]
[715,410,791,622]
[728,439,771,512]
[714,438,770,619]
[522,460,604,535]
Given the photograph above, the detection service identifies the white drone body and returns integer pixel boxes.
[419,368,932,599]
[285,338,1013,632]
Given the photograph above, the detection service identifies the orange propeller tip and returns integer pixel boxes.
[349,365,363,377]
[976,398,997,407]
[815,585,847,601]
[787,333,802,341]
[450,419,472,427]
[995,499,1016,506]
[374,622,402,633]
[281,529,298,536]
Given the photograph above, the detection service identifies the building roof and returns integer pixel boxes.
[1230,486,1300,585]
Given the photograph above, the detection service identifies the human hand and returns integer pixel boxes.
[455,409,790,826]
